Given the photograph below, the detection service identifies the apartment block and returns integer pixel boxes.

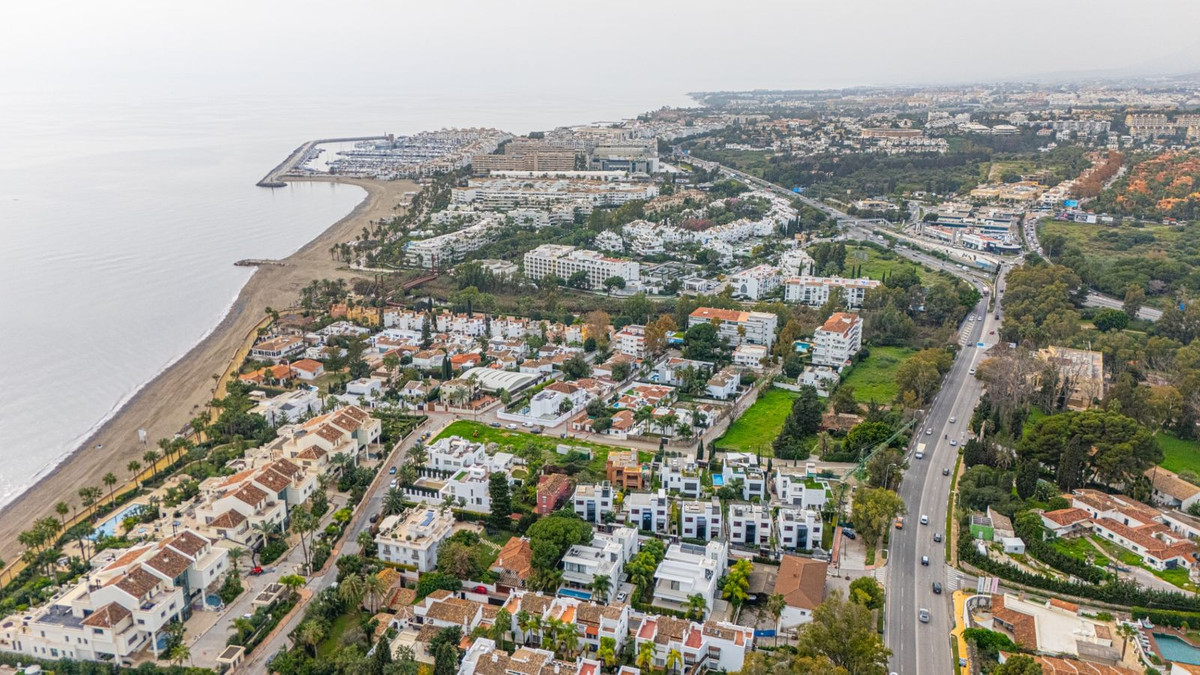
[523,244,641,289]
[728,503,773,548]
[606,450,647,491]
[626,489,670,534]
[687,307,778,348]
[661,458,703,498]
[777,507,823,551]
[729,264,781,300]
[812,312,863,367]
[783,277,880,308]
[612,324,647,359]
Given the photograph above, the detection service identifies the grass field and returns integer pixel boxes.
[434,421,652,478]
[845,245,928,284]
[714,387,802,456]
[1048,536,1097,561]
[1156,432,1200,475]
[841,347,917,404]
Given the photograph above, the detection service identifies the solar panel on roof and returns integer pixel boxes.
[421,511,435,527]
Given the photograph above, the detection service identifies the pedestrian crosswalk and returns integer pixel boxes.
[947,569,971,591]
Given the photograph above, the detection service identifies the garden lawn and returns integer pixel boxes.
[845,246,928,284]
[1048,536,1096,561]
[714,388,799,455]
[433,421,652,480]
[1155,432,1200,475]
[841,347,917,404]
[318,610,363,659]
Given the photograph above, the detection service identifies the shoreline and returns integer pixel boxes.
[0,176,415,559]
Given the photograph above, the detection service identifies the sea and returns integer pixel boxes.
[0,86,694,509]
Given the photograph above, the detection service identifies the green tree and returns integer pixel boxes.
[850,487,906,550]
[795,590,891,674]
[848,577,885,610]
[865,448,907,490]
[993,654,1043,674]
[489,471,512,529]
[1020,408,1161,490]
[773,386,822,459]
[102,472,119,505]
[830,386,860,415]
[1123,284,1146,320]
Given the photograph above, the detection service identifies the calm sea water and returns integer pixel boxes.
[0,86,692,508]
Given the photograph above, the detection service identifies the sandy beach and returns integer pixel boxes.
[0,176,415,559]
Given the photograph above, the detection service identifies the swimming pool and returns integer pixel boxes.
[91,504,143,540]
[712,475,724,486]
[1155,633,1200,665]
[558,588,593,601]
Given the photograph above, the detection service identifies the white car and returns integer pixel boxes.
[949,417,956,424]
[920,514,929,525]
[926,428,933,435]
[950,439,958,447]
[969,368,976,375]
[506,423,518,430]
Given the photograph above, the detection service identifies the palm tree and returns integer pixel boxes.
[635,640,656,670]
[279,574,305,600]
[227,547,245,575]
[127,460,142,487]
[665,648,683,674]
[143,449,160,483]
[290,507,318,573]
[339,573,367,609]
[491,608,511,650]
[383,488,407,516]
[168,643,191,667]
[633,406,655,434]
[685,593,707,621]
[78,486,101,508]
[558,623,579,660]
[102,472,118,505]
[517,611,538,644]
[297,620,325,657]
[54,501,70,530]
[597,636,617,670]
[767,593,786,646]
[230,616,255,642]
[589,574,612,602]
[362,573,389,614]
[407,444,429,466]
[1118,622,1138,660]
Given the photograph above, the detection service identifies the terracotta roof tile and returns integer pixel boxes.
[82,602,131,628]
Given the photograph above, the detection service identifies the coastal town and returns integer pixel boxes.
[6,77,1200,675]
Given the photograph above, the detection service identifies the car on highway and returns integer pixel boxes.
[969,368,976,375]
[949,416,956,423]
[942,467,951,476]
[950,439,958,447]
[926,428,933,435]
[934,532,942,543]
[932,582,943,594]
[921,556,929,566]
[894,517,904,529]
[920,515,929,525]
[919,608,930,623]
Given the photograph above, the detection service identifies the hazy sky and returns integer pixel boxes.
[4,0,1199,98]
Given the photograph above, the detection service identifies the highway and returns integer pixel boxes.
[884,266,1005,675]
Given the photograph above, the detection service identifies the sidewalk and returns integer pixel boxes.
[950,590,970,675]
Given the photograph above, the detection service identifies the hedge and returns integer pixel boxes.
[1131,607,1200,628]
[958,519,1200,612]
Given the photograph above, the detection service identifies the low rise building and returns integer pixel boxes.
[777,507,823,551]
[661,458,703,498]
[728,503,773,549]
[784,277,880,308]
[375,507,455,572]
[732,344,768,369]
[1036,346,1106,411]
[536,474,574,516]
[524,244,641,289]
[680,498,723,541]
[774,555,828,629]
[606,450,648,491]
[626,490,670,534]
[652,541,727,618]
[729,264,781,300]
[560,528,637,603]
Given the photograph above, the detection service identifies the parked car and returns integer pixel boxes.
[474,585,488,594]
[490,422,501,428]
[249,566,264,576]
[842,528,856,540]
[950,439,958,447]
[506,423,518,430]
[369,514,379,524]
[388,466,397,475]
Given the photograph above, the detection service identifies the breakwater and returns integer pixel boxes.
[256,136,388,188]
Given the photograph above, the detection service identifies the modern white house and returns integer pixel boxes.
[375,507,455,572]
[705,367,740,400]
[425,436,487,472]
[732,344,769,369]
[812,312,863,367]
[774,466,831,511]
[661,458,704,498]
[572,483,615,523]
[560,528,637,602]
[652,541,727,618]
[722,452,768,502]
[680,498,723,541]
[730,501,773,548]
[777,507,823,550]
[626,490,670,534]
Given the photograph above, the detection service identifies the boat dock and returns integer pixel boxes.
[256,136,388,188]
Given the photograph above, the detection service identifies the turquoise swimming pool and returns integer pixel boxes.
[1155,633,1200,665]
[91,504,143,540]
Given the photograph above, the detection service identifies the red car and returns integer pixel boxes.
[474,585,488,594]
[249,566,264,576]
